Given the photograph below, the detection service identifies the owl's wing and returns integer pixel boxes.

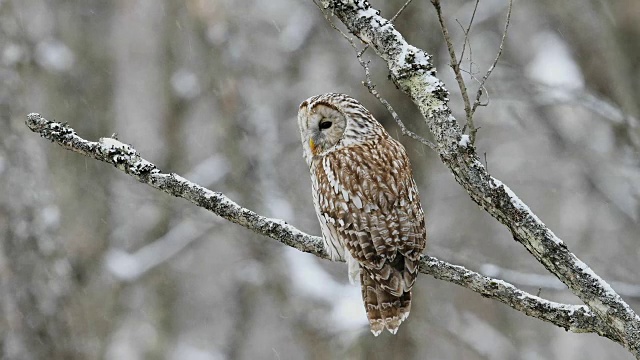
[320,135,426,295]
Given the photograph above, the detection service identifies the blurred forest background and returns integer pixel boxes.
[1,0,639,359]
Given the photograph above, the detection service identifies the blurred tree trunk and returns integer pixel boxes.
[0,2,74,358]
[0,126,73,360]
[104,0,173,358]
[0,114,74,360]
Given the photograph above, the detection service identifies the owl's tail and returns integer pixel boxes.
[360,265,413,336]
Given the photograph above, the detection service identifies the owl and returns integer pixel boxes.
[297,93,426,336]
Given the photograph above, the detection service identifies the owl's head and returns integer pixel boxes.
[297,93,385,165]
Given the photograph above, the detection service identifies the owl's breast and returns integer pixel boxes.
[309,156,347,261]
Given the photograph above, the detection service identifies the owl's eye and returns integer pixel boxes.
[319,120,333,130]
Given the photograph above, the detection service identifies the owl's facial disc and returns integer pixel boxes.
[307,104,346,155]
[309,119,333,154]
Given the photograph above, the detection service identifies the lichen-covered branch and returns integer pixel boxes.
[480,263,640,300]
[318,0,639,355]
[26,113,603,339]
[25,114,324,257]
[419,256,608,337]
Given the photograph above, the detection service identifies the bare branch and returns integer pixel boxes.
[26,113,603,337]
[431,0,473,138]
[319,0,640,355]
[457,0,480,67]
[432,0,513,145]
[390,0,414,22]
[460,67,490,108]
[470,0,513,116]
[420,255,608,336]
[480,263,640,300]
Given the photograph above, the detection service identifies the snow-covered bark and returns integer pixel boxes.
[320,0,639,356]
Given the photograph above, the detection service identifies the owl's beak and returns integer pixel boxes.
[309,138,316,154]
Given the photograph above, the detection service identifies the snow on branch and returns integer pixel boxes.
[25,113,323,258]
[319,0,639,355]
[480,263,640,300]
[26,113,603,338]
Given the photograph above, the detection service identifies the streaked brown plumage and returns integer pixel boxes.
[297,93,426,335]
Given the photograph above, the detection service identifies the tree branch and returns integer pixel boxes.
[26,113,604,338]
[317,0,639,355]
[456,0,479,69]
[431,0,512,144]
[26,114,324,258]
[480,263,640,300]
[470,0,512,116]
[431,0,473,137]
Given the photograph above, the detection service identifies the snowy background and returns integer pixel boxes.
[1,0,639,359]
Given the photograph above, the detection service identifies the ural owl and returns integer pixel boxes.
[297,93,426,335]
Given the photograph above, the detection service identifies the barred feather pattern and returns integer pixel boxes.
[298,93,426,336]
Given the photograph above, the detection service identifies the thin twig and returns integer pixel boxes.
[457,0,480,67]
[391,0,414,22]
[359,56,437,150]
[470,0,513,120]
[461,68,490,107]
[431,0,473,138]
[434,0,512,145]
